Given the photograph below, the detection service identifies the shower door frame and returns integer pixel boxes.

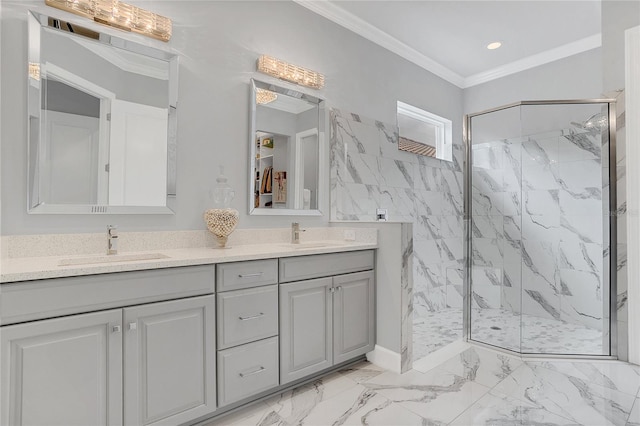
[463,99,618,359]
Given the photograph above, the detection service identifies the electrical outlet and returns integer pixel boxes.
[344,229,356,241]
[376,208,388,222]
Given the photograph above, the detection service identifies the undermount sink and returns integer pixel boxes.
[280,242,346,249]
[58,253,169,266]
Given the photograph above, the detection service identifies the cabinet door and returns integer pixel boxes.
[279,277,333,384]
[1,309,123,426]
[123,295,216,426]
[333,271,375,364]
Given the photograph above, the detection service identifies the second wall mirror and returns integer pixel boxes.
[248,79,324,216]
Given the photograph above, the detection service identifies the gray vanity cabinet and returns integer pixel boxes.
[123,295,216,426]
[0,309,124,426]
[279,251,375,385]
[333,271,375,364]
[1,267,217,426]
[279,277,334,384]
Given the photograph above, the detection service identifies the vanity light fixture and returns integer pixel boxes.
[487,41,502,50]
[255,88,278,105]
[28,62,41,81]
[44,0,172,42]
[257,55,325,90]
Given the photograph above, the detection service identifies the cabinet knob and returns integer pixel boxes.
[336,286,343,291]
[112,325,121,333]
[128,322,137,331]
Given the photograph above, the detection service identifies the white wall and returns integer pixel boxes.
[463,48,603,114]
[0,0,462,235]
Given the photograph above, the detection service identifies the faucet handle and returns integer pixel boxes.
[107,225,118,237]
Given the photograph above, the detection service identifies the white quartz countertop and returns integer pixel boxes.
[0,241,377,283]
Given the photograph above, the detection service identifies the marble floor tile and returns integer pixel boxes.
[263,371,359,420]
[413,308,463,360]
[493,363,638,425]
[449,391,580,426]
[437,346,523,388]
[526,360,640,398]
[202,355,640,426]
[299,385,431,426]
[337,360,387,384]
[628,397,640,426]
[363,368,491,424]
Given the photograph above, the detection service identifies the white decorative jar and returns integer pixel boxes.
[204,167,239,248]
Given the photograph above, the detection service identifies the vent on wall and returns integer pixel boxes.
[91,205,108,213]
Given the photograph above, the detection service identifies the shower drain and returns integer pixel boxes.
[490,326,502,330]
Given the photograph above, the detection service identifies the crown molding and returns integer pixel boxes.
[293,0,465,88]
[462,33,602,88]
[294,1,601,91]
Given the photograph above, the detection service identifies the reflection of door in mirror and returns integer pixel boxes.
[108,100,168,206]
[41,66,113,205]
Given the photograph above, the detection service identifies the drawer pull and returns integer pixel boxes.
[239,366,266,378]
[238,272,263,278]
[112,325,121,333]
[239,313,264,321]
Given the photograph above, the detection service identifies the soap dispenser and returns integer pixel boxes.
[204,166,239,248]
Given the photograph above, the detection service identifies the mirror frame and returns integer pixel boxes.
[27,10,179,214]
[248,78,325,216]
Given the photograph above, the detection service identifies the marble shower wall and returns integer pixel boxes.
[329,108,465,319]
[471,127,608,332]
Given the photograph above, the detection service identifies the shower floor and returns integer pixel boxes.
[413,308,606,363]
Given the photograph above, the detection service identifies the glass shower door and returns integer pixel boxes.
[467,101,612,356]
[519,103,610,355]
[468,105,523,352]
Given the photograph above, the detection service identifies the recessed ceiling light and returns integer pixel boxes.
[487,42,502,50]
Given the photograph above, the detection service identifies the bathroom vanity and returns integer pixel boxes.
[0,243,376,425]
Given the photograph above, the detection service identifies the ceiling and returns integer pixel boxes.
[294,1,602,88]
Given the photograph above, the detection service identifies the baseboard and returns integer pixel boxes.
[366,345,401,374]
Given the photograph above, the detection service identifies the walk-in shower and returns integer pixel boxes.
[464,100,616,357]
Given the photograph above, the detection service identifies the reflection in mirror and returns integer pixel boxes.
[27,11,178,214]
[249,79,324,216]
[397,101,452,162]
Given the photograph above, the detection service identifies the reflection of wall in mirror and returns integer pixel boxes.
[43,28,169,108]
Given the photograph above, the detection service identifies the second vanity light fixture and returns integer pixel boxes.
[257,55,325,90]
[255,88,278,105]
[44,0,172,42]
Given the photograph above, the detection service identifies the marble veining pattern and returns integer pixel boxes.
[329,108,464,364]
[203,346,640,426]
[469,123,611,355]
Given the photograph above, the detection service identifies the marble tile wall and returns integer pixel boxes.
[471,126,609,333]
[329,108,465,322]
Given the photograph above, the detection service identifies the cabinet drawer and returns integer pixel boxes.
[1,265,215,325]
[216,259,278,292]
[279,250,374,283]
[217,285,278,350]
[217,337,279,407]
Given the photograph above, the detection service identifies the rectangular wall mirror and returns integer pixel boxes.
[249,79,324,216]
[27,10,178,214]
[397,101,452,162]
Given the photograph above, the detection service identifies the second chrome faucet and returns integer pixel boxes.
[107,225,118,255]
[291,222,305,244]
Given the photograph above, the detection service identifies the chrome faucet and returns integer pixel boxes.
[291,222,305,244]
[107,225,118,255]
